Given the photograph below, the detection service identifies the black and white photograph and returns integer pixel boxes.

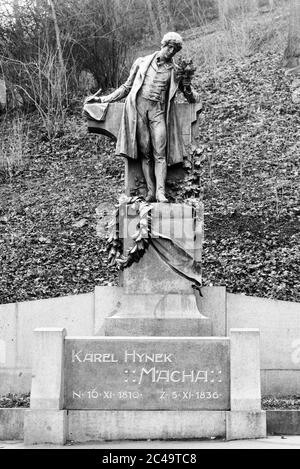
[0,0,299,454]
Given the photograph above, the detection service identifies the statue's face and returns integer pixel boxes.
[160,43,179,61]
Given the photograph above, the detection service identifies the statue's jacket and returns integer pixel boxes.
[102,52,191,166]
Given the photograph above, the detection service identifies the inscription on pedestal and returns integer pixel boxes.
[64,338,230,410]
[65,337,230,410]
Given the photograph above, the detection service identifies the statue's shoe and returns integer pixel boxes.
[156,192,169,203]
[145,192,156,203]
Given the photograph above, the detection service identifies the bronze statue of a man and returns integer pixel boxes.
[90,32,199,203]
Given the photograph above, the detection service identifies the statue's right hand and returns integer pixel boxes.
[84,95,101,105]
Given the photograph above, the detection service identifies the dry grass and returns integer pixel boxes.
[135,3,290,75]
[0,117,29,180]
[2,44,70,142]
[185,3,289,73]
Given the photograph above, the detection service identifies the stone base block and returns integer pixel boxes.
[0,408,24,440]
[105,317,212,337]
[230,329,261,412]
[68,410,226,442]
[267,410,300,435]
[24,410,67,445]
[226,411,266,441]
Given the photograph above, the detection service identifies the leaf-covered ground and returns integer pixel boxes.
[0,118,122,303]
[262,395,300,410]
[184,51,300,301]
[1,393,300,409]
[0,393,30,408]
[0,9,299,304]
[178,9,300,302]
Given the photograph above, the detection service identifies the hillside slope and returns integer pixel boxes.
[180,7,300,301]
[0,4,299,304]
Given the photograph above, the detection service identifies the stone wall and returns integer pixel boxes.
[0,293,95,394]
[0,287,299,395]
[227,293,300,395]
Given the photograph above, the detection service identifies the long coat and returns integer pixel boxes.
[115,52,184,166]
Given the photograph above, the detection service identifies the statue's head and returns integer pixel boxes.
[160,32,183,60]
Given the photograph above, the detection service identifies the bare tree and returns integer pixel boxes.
[218,0,240,28]
[48,0,64,73]
[145,0,160,41]
[157,0,175,35]
[0,77,6,110]
[218,0,258,28]
[284,0,300,69]
[257,0,275,12]
[13,0,21,29]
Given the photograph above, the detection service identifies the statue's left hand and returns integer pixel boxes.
[181,77,192,87]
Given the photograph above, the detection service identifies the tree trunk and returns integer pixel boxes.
[0,78,6,110]
[13,0,21,25]
[284,0,300,69]
[165,0,175,30]
[145,0,161,41]
[156,0,175,35]
[111,0,123,36]
[13,0,23,36]
[48,0,65,73]
[218,0,240,28]
[257,0,275,12]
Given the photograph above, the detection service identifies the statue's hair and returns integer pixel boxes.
[161,32,183,51]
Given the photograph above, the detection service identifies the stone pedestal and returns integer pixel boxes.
[23,326,266,444]
[68,410,226,441]
[106,202,210,337]
[24,409,67,446]
[104,292,212,337]
[121,203,203,293]
[226,411,267,441]
[105,317,211,337]
[23,204,266,444]
[121,245,194,295]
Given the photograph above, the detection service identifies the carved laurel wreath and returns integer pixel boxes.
[107,196,153,269]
